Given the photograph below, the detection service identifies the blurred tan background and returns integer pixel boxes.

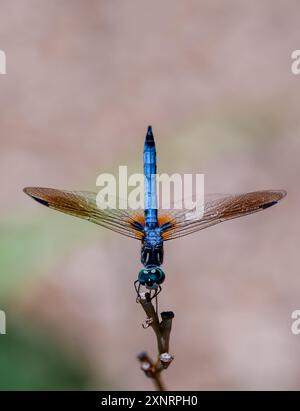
[0,0,299,390]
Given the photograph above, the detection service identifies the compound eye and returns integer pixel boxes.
[149,269,159,282]
[138,269,149,285]
[155,268,165,285]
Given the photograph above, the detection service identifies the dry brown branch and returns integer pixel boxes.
[137,292,174,391]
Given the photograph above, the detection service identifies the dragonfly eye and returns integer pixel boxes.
[149,268,165,285]
[138,269,149,286]
[137,267,165,288]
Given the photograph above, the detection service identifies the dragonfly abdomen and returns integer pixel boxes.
[144,126,158,228]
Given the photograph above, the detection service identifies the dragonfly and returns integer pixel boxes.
[24,126,286,300]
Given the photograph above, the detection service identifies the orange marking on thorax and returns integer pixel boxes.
[131,214,145,226]
[129,213,175,228]
[158,213,176,227]
[129,213,176,240]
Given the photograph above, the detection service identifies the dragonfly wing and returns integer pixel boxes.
[159,190,287,240]
[23,187,145,240]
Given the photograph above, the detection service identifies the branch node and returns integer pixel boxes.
[142,317,153,329]
[159,352,174,370]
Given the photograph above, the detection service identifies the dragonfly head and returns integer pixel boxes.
[138,267,165,289]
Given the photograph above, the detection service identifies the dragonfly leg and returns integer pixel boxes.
[156,285,162,298]
[155,292,158,313]
[151,285,162,299]
[149,285,162,313]
[156,285,162,313]
[134,280,141,303]
[134,280,162,311]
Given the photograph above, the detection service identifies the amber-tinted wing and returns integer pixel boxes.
[159,190,287,240]
[23,187,145,240]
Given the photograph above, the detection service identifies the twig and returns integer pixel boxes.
[137,292,174,391]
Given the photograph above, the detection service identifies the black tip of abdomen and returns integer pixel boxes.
[145,125,154,145]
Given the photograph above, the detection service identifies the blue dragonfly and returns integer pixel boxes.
[24,126,286,298]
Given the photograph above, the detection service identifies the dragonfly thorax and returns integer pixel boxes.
[141,243,164,268]
[141,227,164,268]
[143,226,162,246]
